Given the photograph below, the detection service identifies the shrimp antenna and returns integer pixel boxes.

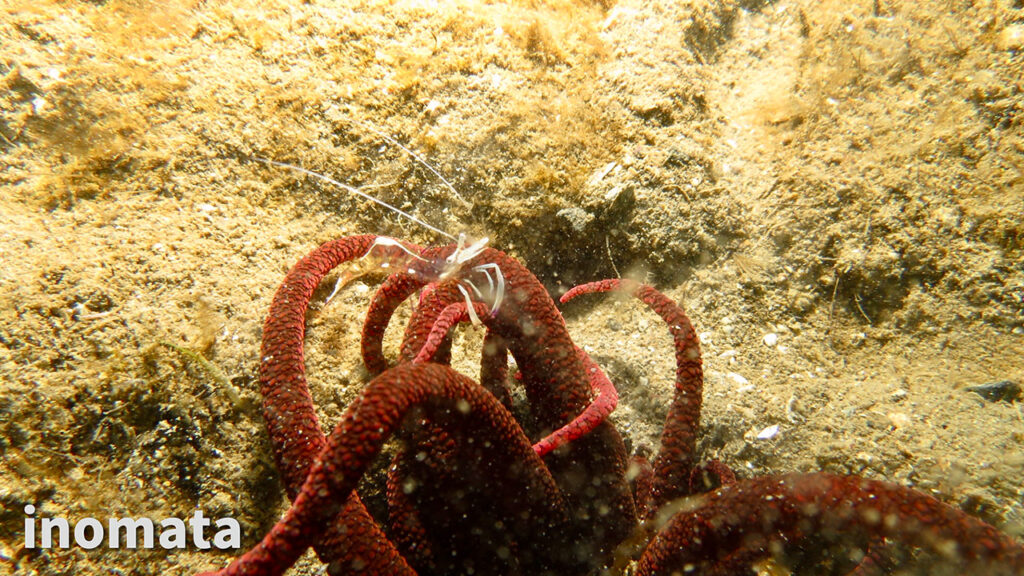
[362,124,469,205]
[253,157,458,242]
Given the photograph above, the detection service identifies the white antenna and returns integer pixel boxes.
[254,156,458,242]
[362,124,468,205]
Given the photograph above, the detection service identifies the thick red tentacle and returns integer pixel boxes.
[531,347,618,457]
[261,234,425,495]
[412,300,492,364]
[385,439,440,572]
[479,330,512,409]
[261,234,376,495]
[259,234,416,574]
[361,273,426,374]
[636,473,1024,576]
[413,299,618,457]
[199,362,577,576]
[562,278,704,508]
[398,278,458,365]
[398,247,638,562]
[207,236,1024,576]
[412,298,514,407]
[407,247,596,428]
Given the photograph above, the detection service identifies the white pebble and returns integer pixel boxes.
[888,412,911,429]
[763,333,778,347]
[998,24,1024,51]
[756,424,779,439]
[727,372,749,385]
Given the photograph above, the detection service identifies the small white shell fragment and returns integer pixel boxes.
[718,349,737,359]
[763,333,778,347]
[727,372,749,385]
[756,424,779,439]
[699,331,713,344]
[589,161,618,187]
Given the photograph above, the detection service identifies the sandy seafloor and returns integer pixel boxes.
[1,0,1023,574]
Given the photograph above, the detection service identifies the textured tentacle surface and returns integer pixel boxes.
[386,247,637,563]
[438,249,639,560]
[637,473,1024,575]
[530,346,618,457]
[561,278,704,508]
[258,234,414,573]
[203,362,577,576]
[412,299,619,458]
[479,330,512,408]
[361,272,426,374]
[412,300,492,364]
[260,234,379,496]
[411,299,513,406]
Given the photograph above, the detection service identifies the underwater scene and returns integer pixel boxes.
[1,1,1023,574]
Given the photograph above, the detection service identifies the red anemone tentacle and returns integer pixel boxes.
[531,346,618,457]
[561,278,704,508]
[361,272,426,374]
[200,236,1024,576]
[199,362,577,576]
[259,234,419,574]
[636,473,1024,575]
[396,247,638,562]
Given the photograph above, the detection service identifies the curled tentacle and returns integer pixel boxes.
[561,278,704,509]
[200,362,578,576]
[262,234,424,495]
[531,347,618,457]
[259,234,420,574]
[412,300,492,364]
[397,247,638,564]
[361,273,426,374]
[215,235,1024,576]
[412,300,621,455]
